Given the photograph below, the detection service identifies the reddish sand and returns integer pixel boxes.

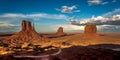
[0,32,120,48]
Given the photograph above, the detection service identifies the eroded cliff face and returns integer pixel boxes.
[82,24,99,38]
[56,27,65,36]
[3,20,44,47]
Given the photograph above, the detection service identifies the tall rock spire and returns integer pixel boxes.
[21,20,34,31]
[32,23,35,31]
[22,20,26,31]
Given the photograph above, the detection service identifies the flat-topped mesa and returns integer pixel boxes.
[84,24,97,34]
[56,27,65,36]
[82,24,99,38]
[3,20,44,47]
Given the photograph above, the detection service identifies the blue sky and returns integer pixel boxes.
[0,0,120,32]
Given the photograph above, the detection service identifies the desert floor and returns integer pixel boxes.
[1,32,120,48]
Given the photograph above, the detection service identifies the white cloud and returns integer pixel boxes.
[53,24,120,32]
[0,23,17,27]
[0,13,68,24]
[56,5,80,13]
[88,0,109,6]
[0,13,68,19]
[0,13,26,18]
[0,23,19,32]
[52,24,85,32]
[0,13,69,32]
[112,0,116,2]
[69,8,120,32]
[27,13,68,19]
[62,25,84,30]
[101,2,109,5]
[102,8,120,17]
[70,16,106,25]
[70,14,120,25]
[88,0,101,5]
[97,25,120,32]
[0,13,68,31]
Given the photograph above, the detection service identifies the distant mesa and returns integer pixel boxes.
[56,27,65,36]
[3,20,45,47]
[84,23,97,34]
[82,23,100,38]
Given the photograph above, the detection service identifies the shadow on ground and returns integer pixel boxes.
[0,44,120,60]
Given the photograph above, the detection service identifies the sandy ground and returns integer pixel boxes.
[0,32,120,48]
[0,32,120,60]
[49,33,120,47]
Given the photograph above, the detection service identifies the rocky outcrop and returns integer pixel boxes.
[22,20,35,31]
[56,27,65,36]
[84,24,97,34]
[3,20,44,47]
[82,24,99,38]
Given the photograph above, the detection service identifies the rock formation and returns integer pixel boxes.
[56,27,65,36]
[84,23,97,34]
[3,20,44,47]
[82,24,99,38]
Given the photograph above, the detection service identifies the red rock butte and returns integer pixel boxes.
[82,24,100,38]
[3,20,44,46]
[56,27,65,36]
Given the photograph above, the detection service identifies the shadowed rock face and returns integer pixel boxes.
[0,46,120,60]
[3,20,43,47]
[56,27,65,36]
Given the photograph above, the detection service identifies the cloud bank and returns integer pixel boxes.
[70,15,120,25]
[0,13,68,25]
[102,8,120,17]
[0,13,68,32]
[70,8,120,26]
[69,14,120,32]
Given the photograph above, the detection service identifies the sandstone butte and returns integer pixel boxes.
[82,23,100,38]
[56,27,65,36]
[3,20,45,47]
